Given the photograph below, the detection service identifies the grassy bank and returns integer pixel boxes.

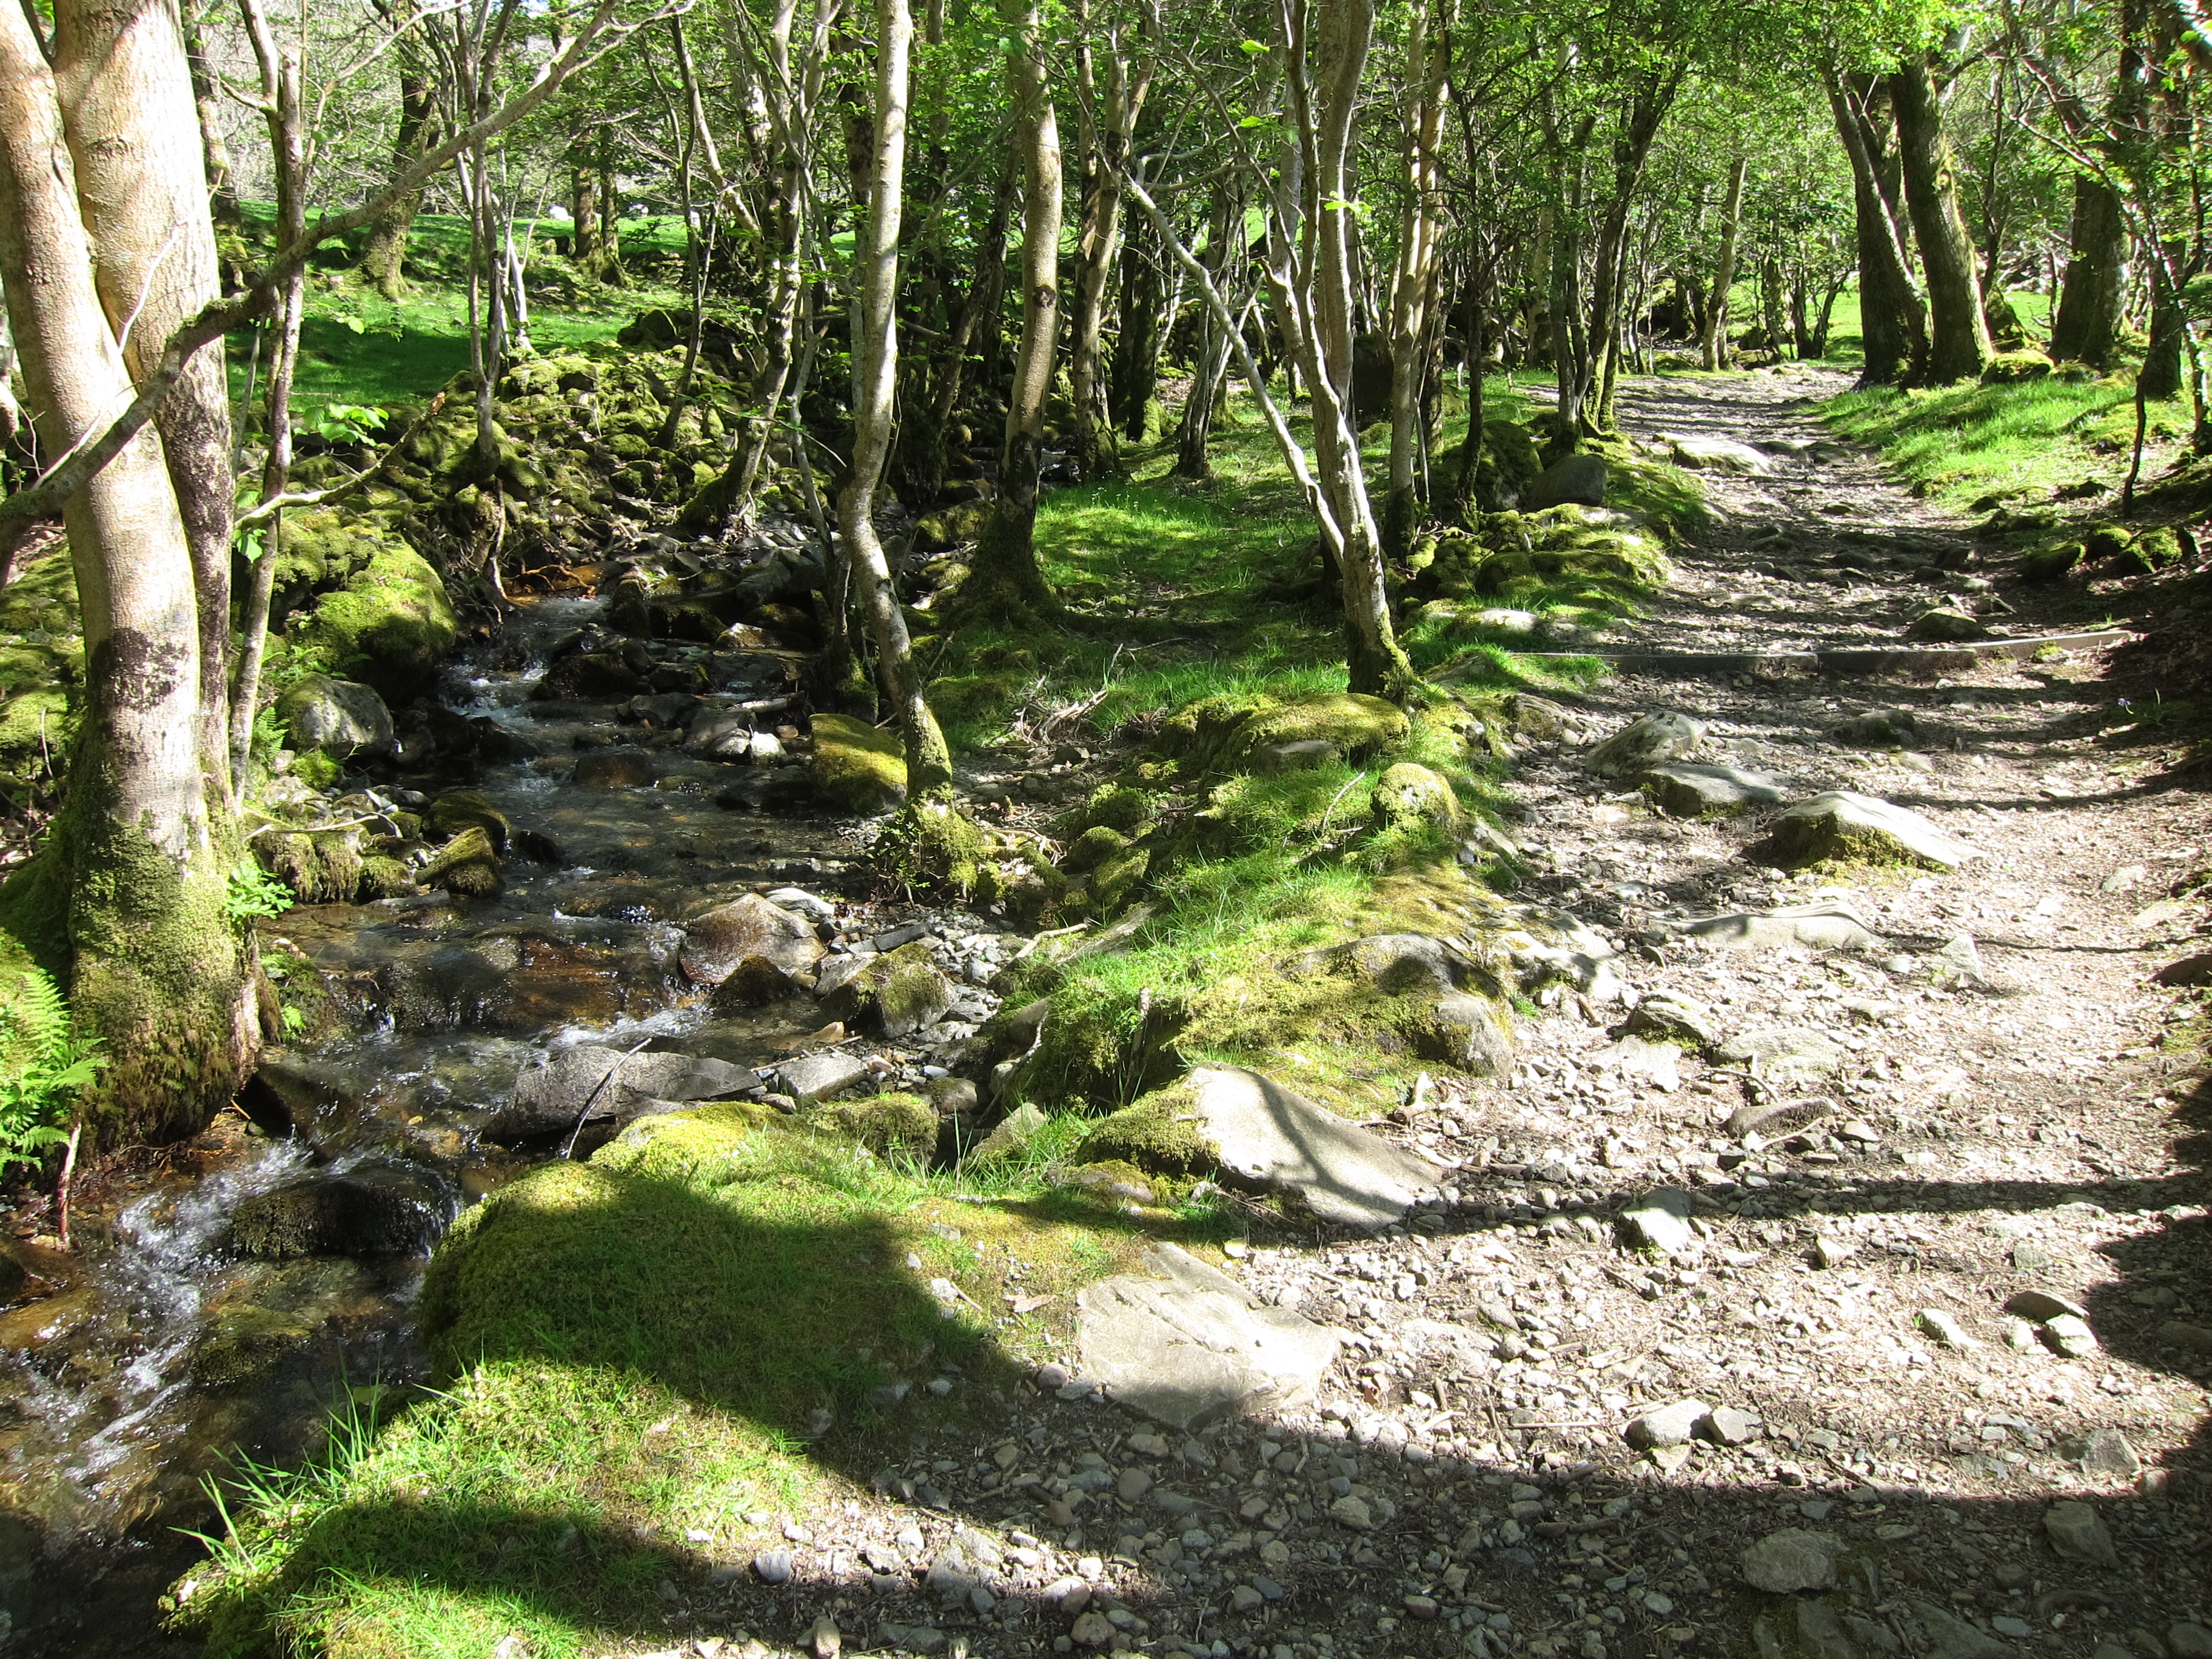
[1825,369,2187,508]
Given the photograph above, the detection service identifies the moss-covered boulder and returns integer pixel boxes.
[1059,784,1156,839]
[1156,691,1409,777]
[806,1091,936,1158]
[1062,826,1131,875]
[1370,763,1461,831]
[275,675,394,754]
[1981,350,2054,385]
[2020,542,2085,582]
[812,712,907,813]
[820,940,956,1037]
[262,828,366,905]
[424,789,509,853]
[296,539,458,698]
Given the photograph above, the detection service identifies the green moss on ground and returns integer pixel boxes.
[296,539,458,699]
[810,712,907,813]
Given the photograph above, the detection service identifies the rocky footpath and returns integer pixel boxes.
[537,374,2212,1659]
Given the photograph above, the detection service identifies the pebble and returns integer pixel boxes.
[752,1549,793,1584]
[1703,1406,1760,1445]
[1917,1309,1976,1348]
[1329,1495,1373,1530]
[2043,1313,2099,1356]
[2080,1428,2142,1480]
[1626,1398,1709,1449]
[2171,1625,2212,1659]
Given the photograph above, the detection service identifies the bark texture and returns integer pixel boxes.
[960,0,1061,623]
[2048,176,2126,368]
[54,0,234,785]
[0,0,253,1150]
[837,0,953,799]
[1889,54,1992,384]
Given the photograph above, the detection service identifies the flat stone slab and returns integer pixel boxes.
[1077,1243,1341,1430]
[1517,629,2133,679]
[1715,1026,1845,1078]
[1666,434,1775,474]
[490,1047,755,1141]
[1640,761,1787,817]
[1681,899,1883,952]
[1186,1065,1443,1228]
[773,1050,872,1104]
[1761,791,1973,871]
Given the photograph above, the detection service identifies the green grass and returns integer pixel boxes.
[224,207,691,432]
[1824,370,2186,507]
[173,1110,1230,1659]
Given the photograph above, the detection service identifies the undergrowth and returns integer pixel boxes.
[0,967,103,1174]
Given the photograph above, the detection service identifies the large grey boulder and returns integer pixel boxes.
[488,1047,755,1142]
[1586,712,1704,779]
[1077,1243,1340,1429]
[1761,791,1973,871]
[680,893,826,987]
[1284,933,1513,1077]
[276,674,395,754]
[1683,900,1882,952]
[1640,762,1786,818]
[1523,452,1608,509]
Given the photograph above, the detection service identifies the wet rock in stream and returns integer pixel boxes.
[226,1159,455,1259]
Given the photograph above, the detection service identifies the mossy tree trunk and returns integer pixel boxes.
[2048,178,2125,367]
[958,0,1062,625]
[1067,13,1150,486]
[1826,70,1926,387]
[0,0,256,1150]
[1310,0,1412,702]
[1109,214,1166,440]
[357,40,438,301]
[837,0,953,800]
[1889,53,1992,386]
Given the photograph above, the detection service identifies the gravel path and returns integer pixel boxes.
[605,374,2212,1659]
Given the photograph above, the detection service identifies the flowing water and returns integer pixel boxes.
[0,568,868,1655]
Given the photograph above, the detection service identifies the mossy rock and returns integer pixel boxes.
[261,830,365,907]
[927,672,1022,725]
[811,712,907,814]
[2020,542,2085,583]
[822,940,956,1037]
[192,1302,317,1386]
[1087,845,1151,913]
[1060,784,1156,839]
[2083,525,2134,563]
[1981,350,2055,385]
[1370,762,1462,831]
[0,686,75,777]
[296,539,458,698]
[806,1091,936,1158]
[1159,691,1409,776]
[1062,825,1131,876]
[915,498,995,551]
[1074,1084,1210,1173]
[425,789,510,853]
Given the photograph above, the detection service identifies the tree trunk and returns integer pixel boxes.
[1067,22,1148,484]
[1700,156,1746,370]
[1174,192,1239,480]
[0,0,253,1150]
[1760,256,1787,359]
[1311,0,1410,701]
[1827,71,1926,386]
[2140,276,2184,401]
[2048,176,2125,367]
[1583,74,1678,433]
[1382,0,1447,558]
[56,0,235,794]
[358,56,437,300]
[960,0,1062,623]
[1109,215,1165,440]
[572,159,605,272]
[181,7,237,226]
[1889,53,1991,384]
[837,0,952,799]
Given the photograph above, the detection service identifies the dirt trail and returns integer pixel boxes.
[570,372,2212,1659]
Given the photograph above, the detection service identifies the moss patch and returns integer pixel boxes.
[805,1091,936,1159]
[811,712,907,813]
[297,538,458,699]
